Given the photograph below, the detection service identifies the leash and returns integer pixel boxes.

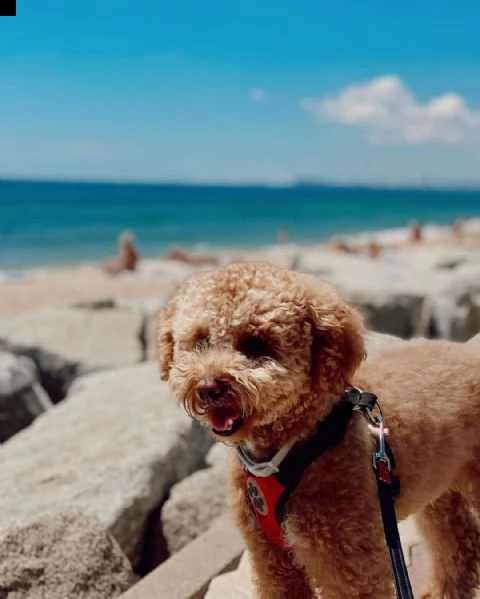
[349,388,415,599]
[376,478,414,599]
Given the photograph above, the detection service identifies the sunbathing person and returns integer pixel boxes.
[102,232,139,275]
[165,245,218,266]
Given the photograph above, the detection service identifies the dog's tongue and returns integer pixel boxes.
[210,406,239,432]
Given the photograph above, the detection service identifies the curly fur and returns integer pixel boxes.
[158,262,480,599]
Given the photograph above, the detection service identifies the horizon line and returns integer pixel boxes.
[1,175,480,192]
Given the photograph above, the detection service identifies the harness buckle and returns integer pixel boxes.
[236,445,280,477]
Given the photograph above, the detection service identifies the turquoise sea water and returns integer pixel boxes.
[1,179,479,270]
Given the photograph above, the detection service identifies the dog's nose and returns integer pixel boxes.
[196,378,226,403]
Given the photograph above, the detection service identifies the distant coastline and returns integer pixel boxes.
[2,176,480,192]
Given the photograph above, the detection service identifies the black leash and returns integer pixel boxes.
[376,477,414,599]
[347,388,415,599]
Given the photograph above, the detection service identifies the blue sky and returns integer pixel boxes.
[1,1,480,185]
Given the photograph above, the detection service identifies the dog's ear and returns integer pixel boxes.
[302,276,366,394]
[158,298,177,381]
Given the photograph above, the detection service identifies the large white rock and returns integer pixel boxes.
[0,307,145,372]
[465,332,480,357]
[0,339,81,404]
[352,291,426,339]
[0,363,211,563]
[419,267,480,341]
[364,331,405,351]
[295,248,480,340]
[205,552,254,599]
[159,444,229,556]
[218,244,300,271]
[0,511,134,599]
[295,251,437,338]
[128,297,172,362]
[0,352,51,442]
[0,352,37,396]
[72,296,173,362]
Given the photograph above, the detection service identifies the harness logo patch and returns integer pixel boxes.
[246,477,268,516]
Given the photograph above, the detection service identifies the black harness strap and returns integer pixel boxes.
[274,396,357,522]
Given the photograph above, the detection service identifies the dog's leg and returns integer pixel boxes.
[416,489,480,599]
[234,503,314,598]
[294,540,394,598]
[228,462,314,598]
[232,508,314,598]
[246,535,315,599]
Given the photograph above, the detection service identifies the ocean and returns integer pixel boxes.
[1,179,479,270]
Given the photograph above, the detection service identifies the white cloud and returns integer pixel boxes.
[301,75,480,145]
[249,88,270,103]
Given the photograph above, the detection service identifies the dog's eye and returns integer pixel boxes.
[193,333,210,349]
[237,335,274,360]
[185,329,210,351]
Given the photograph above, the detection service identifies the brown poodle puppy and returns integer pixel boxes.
[158,262,480,599]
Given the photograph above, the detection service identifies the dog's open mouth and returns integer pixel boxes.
[208,406,244,437]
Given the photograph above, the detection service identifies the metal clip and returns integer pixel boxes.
[370,418,391,473]
[363,396,384,427]
[363,398,390,475]
[350,389,392,479]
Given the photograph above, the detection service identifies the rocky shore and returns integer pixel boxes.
[0,220,479,598]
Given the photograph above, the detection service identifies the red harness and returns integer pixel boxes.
[243,470,290,548]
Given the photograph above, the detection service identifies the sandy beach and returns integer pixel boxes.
[0,264,180,319]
